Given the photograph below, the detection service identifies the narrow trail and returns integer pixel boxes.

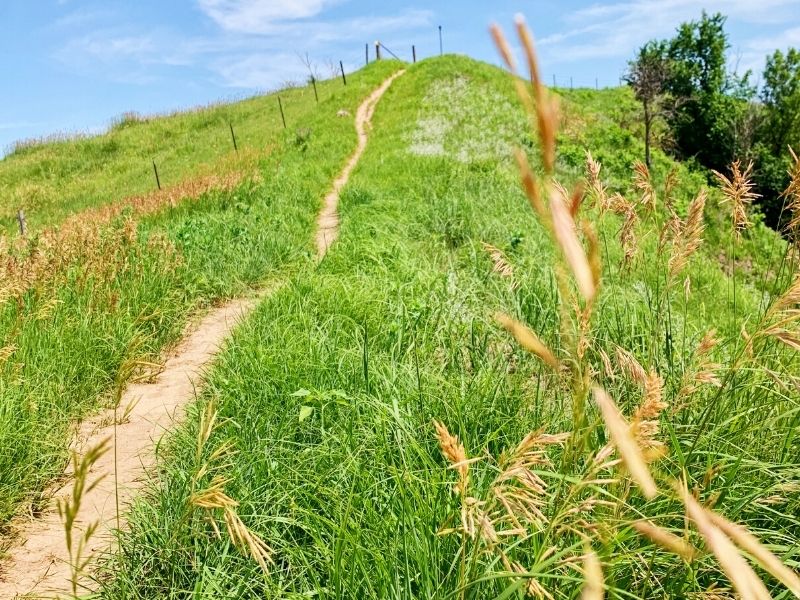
[0,69,404,599]
[315,70,405,257]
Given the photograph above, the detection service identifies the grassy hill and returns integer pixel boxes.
[0,60,402,528]
[1,54,798,598]
[0,73,353,232]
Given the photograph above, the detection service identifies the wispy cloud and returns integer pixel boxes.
[539,0,800,66]
[197,0,340,34]
[55,4,432,90]
[0,121,46,131]
[48,7,113,31]
[75,34,157,59]
[213,53,307,88]
[735,26,800,75]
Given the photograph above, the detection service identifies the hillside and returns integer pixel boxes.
[0,75,338,232]
[1,53,799,599]
[0,59,401,528]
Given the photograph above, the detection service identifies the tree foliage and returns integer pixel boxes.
[629,11,799,230]
[663,12,755,173]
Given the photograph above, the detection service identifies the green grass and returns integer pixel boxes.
[96,56,799,599]
[0,70,366,232]
[0,60,402,530]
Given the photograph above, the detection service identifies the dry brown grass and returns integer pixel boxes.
[633,161,657,213]
[668,189,708,279]
[712,160,758,235]
[57,438,111,598]
[188,400,274,573]
[482,241,516,283]
[782,147,800,235]
[0,151,261,311]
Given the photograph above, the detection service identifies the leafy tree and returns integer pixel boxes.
[664,11,750,172]
[625,42,670,167]
[627,12,800,230]
[761,48,800,153]
[753,48,800,228]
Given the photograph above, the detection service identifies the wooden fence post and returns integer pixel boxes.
[311,76,318,102]
[278,96,286,129]
[17,210,26,236]
[438,25,443,55]
[152,161,161,190]
[365,43,369,65]
[375,41,381,60]
[340,60,347,85]
[412,45,416,63]
[229,123,238,152]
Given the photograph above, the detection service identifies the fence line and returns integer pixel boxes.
[10,29,629,232]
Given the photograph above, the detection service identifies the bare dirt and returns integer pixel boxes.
[0,70,404,599]
[315,70,405,258]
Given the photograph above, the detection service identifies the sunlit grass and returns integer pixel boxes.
[0,60,403,529]
[98,51,799,598]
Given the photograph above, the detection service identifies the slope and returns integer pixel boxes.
[0,69,405,599]
[0,60,402,536]
[97,55,799,599]
[0,71,344,232]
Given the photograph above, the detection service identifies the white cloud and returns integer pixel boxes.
[539,0,800,65]
[56,7,432,89]
[745,25,800,54]
[197,0,339,33]
[735,26,800,75]
[79,35,156,59]
[0,121,44,131]
[213,52,305,88]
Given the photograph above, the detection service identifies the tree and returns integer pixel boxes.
[761,48,800,153]
[753,48,800,227]
[628,12,800,231]
[625,42,670,167]
[663,12,748,172]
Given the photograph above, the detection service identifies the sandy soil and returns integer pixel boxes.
[315,70,405,258]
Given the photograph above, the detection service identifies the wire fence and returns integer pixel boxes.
[8,24,628,235]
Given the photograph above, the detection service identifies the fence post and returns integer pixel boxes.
[412,45,416,63]
[17,210,26,236]
[278,96,286,129]
[438,25,443,55]
[365,43,369,65]
[340,60,347,85]
[311,76,318,102]
[375,41,381,60]
[152,161,161,190]
[229,123,238,152]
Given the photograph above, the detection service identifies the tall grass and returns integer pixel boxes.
[0,68,377,232]
[0,61,403,531]
[93,48,800,599]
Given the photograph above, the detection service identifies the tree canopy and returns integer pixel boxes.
[627,12,799,229]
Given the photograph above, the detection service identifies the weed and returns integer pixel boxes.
[57,438,110,598]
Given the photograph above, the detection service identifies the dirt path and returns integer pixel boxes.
[0,70,403,599]
[315,69,405,258]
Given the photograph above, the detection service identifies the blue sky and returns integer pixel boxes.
[2,0,800,152]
